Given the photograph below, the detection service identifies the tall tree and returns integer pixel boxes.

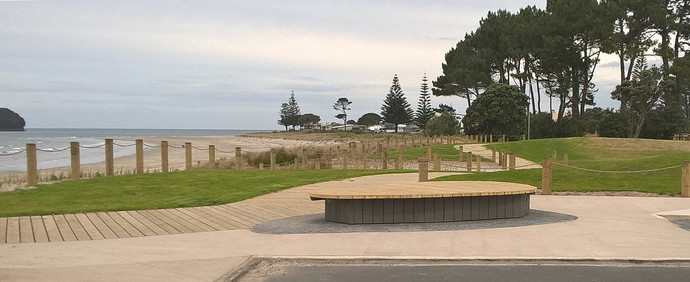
[381,74,414,132]
[414,74,435,130]
[278,91,300,131]
[433,34,492,107]
[611,58,674,137]
[298,113,320,131]
[333,97,352,131]
[357,113,382,126]
[462,84,529,136]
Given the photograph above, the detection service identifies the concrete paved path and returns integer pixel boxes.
[1,173,689,281]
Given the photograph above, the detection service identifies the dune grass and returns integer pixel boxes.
[433,137,690,195]
[0,169,408,217]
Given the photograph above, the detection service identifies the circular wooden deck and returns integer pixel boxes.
[310,181,537,224]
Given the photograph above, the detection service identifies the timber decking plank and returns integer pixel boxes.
[125,211,169,236]
[30,216,49,243]
[215,206,263,226]
[205,206,251,229]
[85,213,117,239]
[41,215,63,242]
[6,217,20,244]
[74,213,105,240]
[0,217,7,244]
[226,205,275,222]
[187,207,237,230]
[96,212,130,238]
[150,209,195,233]
[19,216,34,243]
[115,211,156,236]
[174,208,224,231]
[163,209,211,232]
[191,207,243,229]
[54,215,78,241]
[107,212,144,237]
[137,210,181,234]
[63,214,91,241]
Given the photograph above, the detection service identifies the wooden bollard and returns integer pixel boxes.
[458,145,463,162]
[542,158,552,195]
[563,153,568,166]
[208,145,216,169]
[381,150,387,170]
[433,153,440,170]
[161,141,169,173]
[363,154,368,169]
[259,163,264,170]
[315,161,320,170]
[490,134,493,143]
[70,142,80,179]
[680,161,690,198]
[342,150,348,169]
[522,134,526,141]
[234,147,242,170]
[502,151,508,169]
[26,144,38,185]
[355,156,361,169]
[418,157,429,182]
[105,139,114,176]
[302,148,308,169]
[492,148,497,163]
[136,139,144,174]
[467,152,473,172]
[427,146,432,159]
[476,155,481,172]
[185,142,193,170]
[270,148,276,170]
[509,153,516,170]
[396,148,403,170]
[498,150,504,166]
[552,150,557,162]
[327,151,333,169]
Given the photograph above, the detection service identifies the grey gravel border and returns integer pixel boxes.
[251,209,577,234]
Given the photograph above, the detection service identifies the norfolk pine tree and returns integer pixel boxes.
[414,73,435,130]
[381,74,414,132]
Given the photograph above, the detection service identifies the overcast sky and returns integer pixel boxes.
[1,0,623,130]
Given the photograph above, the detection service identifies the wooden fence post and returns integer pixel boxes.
[105,139,114,176]
[234,147,242,170]
[70,142,80,179]
[552,150,557,162]
[467,152,473,172]
[26,144,37,185]
[492,148,497,163]
[475,155,481,172]
[302,148,308,169]
[433,153,440,170]
[396,148,404,170]
[563,153,568,166]
[490,134,493,143]
[680,161,690,198]
[185,142,193,170]
[418,157,429,182]
[381,150,387,170]
[509,153,516,170]
[542,158,552,195]
[342,150,348,170]
[270,148,276,170]
[161,141,169,173]
[503,151,508,169]
[498,150,504,167]
[208,145,216,169]
[136,139,144,174]
[458,145,463,162]
[259,163,264,170]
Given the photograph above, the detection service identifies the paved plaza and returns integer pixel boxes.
[1,172,689,281]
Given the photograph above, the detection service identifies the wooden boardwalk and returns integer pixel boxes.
[0,185,324,244]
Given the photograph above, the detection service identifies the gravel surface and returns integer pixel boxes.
[251,209,577,234]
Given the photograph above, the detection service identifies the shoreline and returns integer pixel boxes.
[1,135,340,192]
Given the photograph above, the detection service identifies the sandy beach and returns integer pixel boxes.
[0,135,341,192]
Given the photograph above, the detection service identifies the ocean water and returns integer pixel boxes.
[0,128,267,174]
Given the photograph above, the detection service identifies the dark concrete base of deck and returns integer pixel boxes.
[324,194,531,224]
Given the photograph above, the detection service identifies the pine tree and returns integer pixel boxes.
[414,73,435,130]
[278,91,300,130]
[381,74,414,132]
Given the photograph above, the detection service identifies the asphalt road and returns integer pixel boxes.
[257,263,690,282]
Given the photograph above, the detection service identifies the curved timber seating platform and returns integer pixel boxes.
[310,181,537,224]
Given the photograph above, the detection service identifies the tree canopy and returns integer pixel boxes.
[381,74,414,132]
[462,84,528,136]
[333,97,352,130]
[357,113,382,126]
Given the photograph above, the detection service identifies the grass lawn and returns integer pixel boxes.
[433,137,690,196]
[380,144,492,162]
[0,169,408,217]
